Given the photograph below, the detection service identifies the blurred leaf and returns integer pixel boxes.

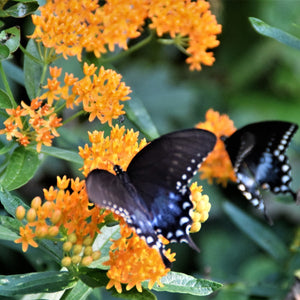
[0,271,77,296]
[0,187,29,217]
[27,145,83,165]
[0,88,13,108]
[124,96,159,140]
[0,224,19,241]
[78,267,108,288]
[146,271,222,296]
[2,60,25,86]
[0,27,20,53]
[1,1,39,18]
[24,39,43,99]
[0,215,22,234]
[223,201,288,261]
[0,44,9,59]
[110,288,156,300]
[62,280,93,300]
[0,146,40,191]
[249,17,300,50]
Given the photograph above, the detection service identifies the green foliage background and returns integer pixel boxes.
[0,0,300,299]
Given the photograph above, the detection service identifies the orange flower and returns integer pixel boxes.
[79,124,147,176]
[15,224,38,252]
[30,1,221,70]
[0,99,62,152]
[196,109,237,186]
[104,219,173,293]
[149,0,222,70]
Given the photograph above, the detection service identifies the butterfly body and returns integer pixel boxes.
[86,129,217,267]
[224,121,298,214]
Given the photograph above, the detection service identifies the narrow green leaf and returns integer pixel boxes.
[1,27,20,53]
[0,188,29,217]
[223,201,288,260]
[146,271,222,296]
[0,44,9,59]
[4,2,39,18]
[61,280,93,300]
[124,95,159,140]
[249,17,300,50]
[0,224,19,241]
[24,39,43,99]
[27,144,83,165]
[0,88,13,108]
[0,215,22,234]
[0,146,40,191]
[0,271,77,296]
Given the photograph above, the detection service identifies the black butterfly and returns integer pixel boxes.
[86,129,216,267]
[223,121,298,221]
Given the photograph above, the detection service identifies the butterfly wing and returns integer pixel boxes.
[86,169,172,267]
[126,129,217,248]
[224,121,298,210]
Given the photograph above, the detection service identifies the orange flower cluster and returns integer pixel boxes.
[15,176,107,267]
[104,218,174,293]
[79,124,147,177]
[42,64,131,126]
[0,99,62,152]
[149,0,222,70]
[196,109,237,186]
[30,0,221,70]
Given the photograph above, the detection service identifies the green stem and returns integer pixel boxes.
[63,110,85,125]
[19,44,43,65]
[99,31,154,64]
[0,61,17,107]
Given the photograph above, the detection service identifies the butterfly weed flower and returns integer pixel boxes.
[30,0,221,71]
[14,176,107,268]
[196,109,237,186]
[0,99,62,152]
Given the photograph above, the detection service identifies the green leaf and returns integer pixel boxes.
[223,201,288,261]
[146,271,222,296]
[0,44,9,59]
[110,287,156,300]
[2,60,25,86]
[0,215,22,234]
[78,268,108,288]
[29,145,83,165]
[0,224,19,241]
[124,95,159,140]
[0,88,13,108]
[3,2,39,18]
[61,280,93,300]
[0,271,77,296]
[0,188,29,217]
[0,146,40,191]
[249,17,300,50]
[24,39,43,99]
[0,27,20,53]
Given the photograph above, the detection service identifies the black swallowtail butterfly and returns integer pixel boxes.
[223,121,298,221]
[86,129,217,267]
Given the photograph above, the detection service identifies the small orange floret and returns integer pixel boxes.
[196,109,237,186]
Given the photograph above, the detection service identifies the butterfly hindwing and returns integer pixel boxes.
[224,121,298,211]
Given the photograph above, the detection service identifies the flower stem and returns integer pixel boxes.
[63,110,85,125]
[99,31,154,64]
[0,61,17,107]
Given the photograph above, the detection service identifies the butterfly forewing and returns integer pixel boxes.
[126,129,216,246]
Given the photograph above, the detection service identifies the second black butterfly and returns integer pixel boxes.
[86,129,216,267]
[223,121,298,219]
